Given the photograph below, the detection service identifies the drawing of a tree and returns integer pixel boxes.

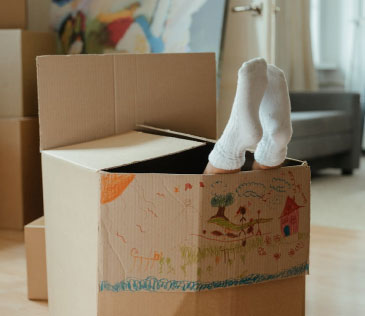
[210,193,234,220]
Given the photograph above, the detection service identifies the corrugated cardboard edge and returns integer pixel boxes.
[42,131,207,172]
[136,124,216,143]
[21,31,57,116]
[25,216,48,300]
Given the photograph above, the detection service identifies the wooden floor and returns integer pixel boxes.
[306,226,365,316]
[1,226,364,315]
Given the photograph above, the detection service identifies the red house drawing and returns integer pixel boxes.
[279,196,302,237]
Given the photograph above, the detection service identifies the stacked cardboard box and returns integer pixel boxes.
[0,0,51,31]
[0,3,56,229]
[37,53,310,316]
[25,217,48,300]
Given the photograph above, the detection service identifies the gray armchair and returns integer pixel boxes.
[288,92,362,174]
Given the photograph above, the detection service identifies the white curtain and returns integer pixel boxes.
[275,0,318,91]
[347,1,365,103]
[345,0,365,149]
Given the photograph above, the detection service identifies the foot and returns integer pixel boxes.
[254,64,292,167]
[252,160,281,171]
[208,58,268,171]
[203,162,240,174]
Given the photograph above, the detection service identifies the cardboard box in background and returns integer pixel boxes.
[25,216,47,300]
[0,0,27,29]
[0,0,52,31]
[0,117,43,229]
[37,53,310,316]
[0,30,56,117]
[27,0,52,32]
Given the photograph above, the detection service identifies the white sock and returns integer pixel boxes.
[254,64,292,166]
[209,58,268,170]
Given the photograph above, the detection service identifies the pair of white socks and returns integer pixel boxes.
[209,58,292,170]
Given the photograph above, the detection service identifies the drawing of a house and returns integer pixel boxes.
[279,196,302,237]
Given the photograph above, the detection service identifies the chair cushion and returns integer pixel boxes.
[291,110,352,138]
[288,132,352,160]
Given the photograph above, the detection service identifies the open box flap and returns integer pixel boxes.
[136,124,308,167]
[42,131,206,171]
[136,124,216,143]
[37,53,217,151]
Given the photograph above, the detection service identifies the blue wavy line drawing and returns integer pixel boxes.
[100,262,308,292]
[270,178,291,193]
[236,182,266,198]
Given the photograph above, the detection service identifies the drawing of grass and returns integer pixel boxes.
[208,216,273,232]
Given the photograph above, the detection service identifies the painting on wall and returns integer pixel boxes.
[50,0,225,55]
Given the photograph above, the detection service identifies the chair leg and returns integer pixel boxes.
[342,168,353,175]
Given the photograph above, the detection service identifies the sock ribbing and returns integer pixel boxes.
[209,58,268,170]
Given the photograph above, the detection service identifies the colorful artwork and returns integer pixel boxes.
[279,196,302,237]
[98,167,310,292]
[51,0,208,54]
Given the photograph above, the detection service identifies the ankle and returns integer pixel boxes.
[204,162,241,174]
[252,160,281,171]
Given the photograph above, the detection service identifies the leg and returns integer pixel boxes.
[204,58,268,174]
[342,168,353,175]
[254,64,292,169]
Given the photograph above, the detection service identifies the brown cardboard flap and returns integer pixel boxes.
[44,131,205,171]
[37,53,217,150]
[0,0,27,29]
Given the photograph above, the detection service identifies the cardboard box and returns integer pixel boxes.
[0,0,51,31]
[25,216,48,300]
[27,0,52,32]
[0,0,27,29]
[37,53,310,316]
[0,30,56,117]
[0,117,43,229]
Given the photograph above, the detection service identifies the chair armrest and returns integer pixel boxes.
[290,91,360,114]
[289,91,362,169]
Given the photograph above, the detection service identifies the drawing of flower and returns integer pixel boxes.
[288,249,295,256]
[295,241,304,251]
[265,236,272,245]
[185,183,193,191]
[273,252,281,261]
[258,247,267,256]
[274,234,281,243]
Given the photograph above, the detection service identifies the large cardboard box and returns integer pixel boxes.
[37,53,310,316]
[0,0,27,29]
[0,117,43,229]
[0,30,56,117]
[25,216,48,300]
